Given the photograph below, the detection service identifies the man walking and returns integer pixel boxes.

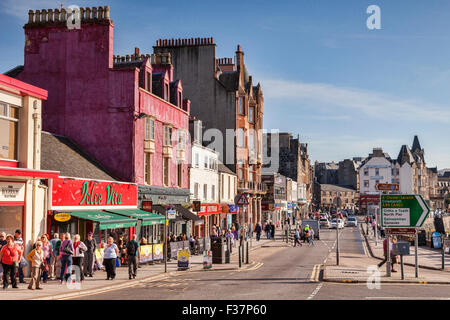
[377,236,398,272]
[83,232,97,278]
[270,222,275,240]
[264,222,271,240]
[13,230,26,284]
[308,228,315,246]
[255,222,262,241]
[126,234,139,279]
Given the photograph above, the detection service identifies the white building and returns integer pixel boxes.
[218,163,237,229]
[189,119,219,236]
[359,148,393,195]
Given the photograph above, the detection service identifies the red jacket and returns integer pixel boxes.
[1,244,20,265]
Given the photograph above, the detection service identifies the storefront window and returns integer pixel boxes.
[0,206,22,235]
[0,103,19,161]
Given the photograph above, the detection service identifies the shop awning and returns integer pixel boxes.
[174,204,203,222]
[66,210,137,230]
[105,209,165,226]
[152,205,184,222]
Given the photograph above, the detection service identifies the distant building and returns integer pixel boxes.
[314,184,357,211]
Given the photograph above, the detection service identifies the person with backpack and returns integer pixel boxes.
[304,225,310,244]
[126,234,139,280]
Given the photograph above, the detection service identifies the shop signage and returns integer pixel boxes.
[142,200,152,212]
[385,228,416,235]
[360,194,380,204]
[203,250,212,269]
[177,250,190,269]
[198,203,220,216]
[54,212,71,222]
[376,183,399,191]
[51,178,137,210]
[221,204,239,214]
[168,209,176,219]
[0,182,25,203]
[192,200,201,212]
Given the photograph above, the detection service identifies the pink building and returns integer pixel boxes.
[7,6,200,236]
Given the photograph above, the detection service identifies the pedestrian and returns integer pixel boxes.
[0,234,20,289]
[255,222,262,241]
[294,228,302,247]
[13,229,26,284]
[117,235,125,266]
[377,236,398,272]
[55,233,65,280]
[304,225,310,244]
[0,232,6,284]
[72,234,87,282]
[59,233,74,284]
[103,236,119,280]
[126,234,139,279]
[231,226,238,243]
[264,222,271,239]
[49,233,60,279]
[40,234,53,283]
[83,232,97,278]
[309,228,315,246]
[271,222,275,240]
[27,240,44,290]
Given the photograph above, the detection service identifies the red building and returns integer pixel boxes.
[7,6,200,237]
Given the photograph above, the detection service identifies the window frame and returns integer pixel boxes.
[0,102,20,161]
[164,125,173,146]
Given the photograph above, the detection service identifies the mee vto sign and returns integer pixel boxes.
[381,194,430,228]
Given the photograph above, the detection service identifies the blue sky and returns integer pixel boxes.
[1,0,449,169]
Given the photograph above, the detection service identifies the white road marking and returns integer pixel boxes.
[366,297,450,300]
[307,283,323,300]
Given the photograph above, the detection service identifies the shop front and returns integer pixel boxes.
[198,203,221,236]
[48,177,140,245]
[221,204,239,230]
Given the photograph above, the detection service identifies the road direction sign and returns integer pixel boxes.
[376,183,399,191]
[385,228,416,235]
[381,194,430,228]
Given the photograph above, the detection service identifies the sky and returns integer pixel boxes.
[1,0,449,169]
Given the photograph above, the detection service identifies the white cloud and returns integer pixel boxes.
[261,78,450,124]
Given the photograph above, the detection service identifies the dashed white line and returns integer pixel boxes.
[307,283,323,300]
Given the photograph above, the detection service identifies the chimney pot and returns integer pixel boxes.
[126,54,130,62]
[80,7,85,20]
[41,9,47,23]
[92,7,97,19]
[98,6,104,19]
[85,7,91,20]
[54,9,60,22]
[47,9,53,22]
[28,10,34,24]
[135,47,140,56]
[104,6,110,19]
[35,10,41,23]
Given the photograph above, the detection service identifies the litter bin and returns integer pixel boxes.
[212,240,225,264]
[432,232,442,249]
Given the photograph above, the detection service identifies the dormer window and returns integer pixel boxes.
[164,83,169,101]
[146,71,151,91]
[178,91,182,107]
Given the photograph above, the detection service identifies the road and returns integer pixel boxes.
[71,224,450,300]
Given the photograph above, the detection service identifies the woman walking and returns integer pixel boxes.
[59,233,74,284]
[27,240,44,290]
[40,235,53,283]
[103,236,119,280]
[0,234,20,289]
[72,234,87,282]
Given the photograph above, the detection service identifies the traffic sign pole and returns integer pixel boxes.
[415,230,418,278]
[386,235,391,277]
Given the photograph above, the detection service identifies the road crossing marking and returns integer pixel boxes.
[246,262,264,271]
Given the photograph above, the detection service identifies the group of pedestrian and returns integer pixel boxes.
[263,221,275,240]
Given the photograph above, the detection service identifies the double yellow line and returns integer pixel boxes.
[310,264,322,282]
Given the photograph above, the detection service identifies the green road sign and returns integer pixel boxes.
[381,194,430,228]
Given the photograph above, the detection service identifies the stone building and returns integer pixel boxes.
[153,39,265,229]
[314,184,357,211]
[263,132,313,218]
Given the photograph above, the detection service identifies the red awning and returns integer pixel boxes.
[0,167,59,179]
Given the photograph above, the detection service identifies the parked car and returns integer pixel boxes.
[346,216,358,227]
[319,218,330,228]
[331,218,344,229]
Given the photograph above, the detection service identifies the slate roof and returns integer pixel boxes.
[397,145,415,166]
[218,162,236,175]
[3,65,24,78]
[41,131,117,181]
[412,135,422,152]
[319,184,357,192]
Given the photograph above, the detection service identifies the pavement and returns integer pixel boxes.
[323,221,450,284]
[0,232,286,300]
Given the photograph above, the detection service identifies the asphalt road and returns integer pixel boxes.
[71,224,450,300]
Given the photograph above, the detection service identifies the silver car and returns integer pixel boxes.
[346,216,357,227]
[319,218,330,228]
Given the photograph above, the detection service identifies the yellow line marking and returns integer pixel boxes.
[310,264,321,282]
